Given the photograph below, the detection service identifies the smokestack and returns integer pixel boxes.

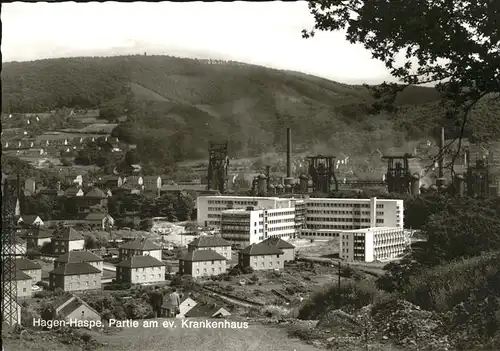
[286,128,292,178]
[438,127,445,178]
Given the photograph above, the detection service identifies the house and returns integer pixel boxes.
[15,258,42,284]
[53,294,101,322]
[54,251,104,274]
[179,249,227,278]
[187,236,232,260]
[161,295,197,318]
[124,176,143,188]
[238,242,285,271]
[115,255,166,285]
[82,188,108,210]
[14,270,33,298]
[261,237,296,262]
[51,227,85,254]
[96,175,120,189]
[17,215,44,227]
[84,213,114,230]
[65,187,84,197]
[184,303,231,318]
[118,238,162,260]
[22,228,52,249]
[49,262,102,292]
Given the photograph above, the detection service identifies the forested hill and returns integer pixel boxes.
[3,55,499,165]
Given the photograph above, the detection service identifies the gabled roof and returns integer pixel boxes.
[85,187,106,198]
[19,215,42,224]
[53,227,84,241]
[53,294,75,311]
[50,262,101,276]
[119,239,161,251]
[188,236,231,248]
[54,295,99,319]
[184,303,229,318]
[14,270,32,281]
[15,258,41,271]
[116,255,165,268]
[239,242,284,256]
[180,249,227,262]
[261,237,295,249]
[55,251,103,264]
[84,212,111,221]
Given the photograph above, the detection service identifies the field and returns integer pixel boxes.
[2,319,323,351]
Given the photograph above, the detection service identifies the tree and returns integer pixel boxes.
[303,0,500,169]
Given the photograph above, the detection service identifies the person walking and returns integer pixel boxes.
[169,288,181,318]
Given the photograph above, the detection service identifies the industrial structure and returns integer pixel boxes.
[307,155,339,193]
[1,174,21,326]
[207,141,229,194]
[382,153,414,194]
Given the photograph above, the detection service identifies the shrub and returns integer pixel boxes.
[249,274,259,282]
[260,305,292,318]
[298,280,382,320]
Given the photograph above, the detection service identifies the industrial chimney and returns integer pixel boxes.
[284,128,294,186]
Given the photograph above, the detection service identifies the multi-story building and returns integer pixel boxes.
[220,206,296,248]
[196,196,300,227]
[51,227,85,255]
[54,251,104,275]
[302,197,404,240]
[238,242,285,271]
[14,270,33,298]
[22,228,52,249]
[179,249,227,278]
[49,262,102,292]
[116,255,166,285]
[339,227,409,262]
[15,258,42,284]
[118,239,162,260]
[187,236,232,260]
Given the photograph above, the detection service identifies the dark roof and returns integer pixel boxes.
[55,251,103,264]
[85,187,106,198]
[14,270,32,281]
[239,242,284,256]
[22,228,53,239]
[262,237,295,249]
[119,239,161,250]
[180,249,227,262]
[57,296,99,319]
[84,212,111,221]
[116,255,166,268]
[142,176,161,181]
[65,187,82,196]
[19,215,42,224]
[188,236,231,248]
[184,303,229,318]
[50,262,101,276]
[15,258,41,271]
[53,294,75,310]
[53,227,84,241]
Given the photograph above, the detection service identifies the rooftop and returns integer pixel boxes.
[22,228,53,239]
[50,262,101,276]
[184,303,229,318]
[84,212,111,221]
[188,236,231,248]
[53,227,84,241]
[14,270,34,281]
[341,227,406,234]
[55,250,104,263]
[15,258,42,271]
[239,242,284,256]
[116,255,166,268]
[85,188,106,198]
[19,214,42,223]
[119,239,161,251]
[261,237,295,249]
[180,249,227,262]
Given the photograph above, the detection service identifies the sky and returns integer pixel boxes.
[2,1,396,85]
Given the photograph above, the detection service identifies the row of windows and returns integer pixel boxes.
[67,280,98,289]
[195,267,224,275]
[307,217,373,223]
[301,232,340,237]
[133,274,163,280]
[207,200,258,206]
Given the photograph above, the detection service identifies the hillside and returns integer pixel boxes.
[3,55,499,167]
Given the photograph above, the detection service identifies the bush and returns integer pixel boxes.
[103,282,131,290]
[298,280,382,320]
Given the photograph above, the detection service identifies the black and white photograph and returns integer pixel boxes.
[1,1,499,350]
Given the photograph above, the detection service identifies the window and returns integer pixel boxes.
[196,269,200,274]
[23,288,26,292]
